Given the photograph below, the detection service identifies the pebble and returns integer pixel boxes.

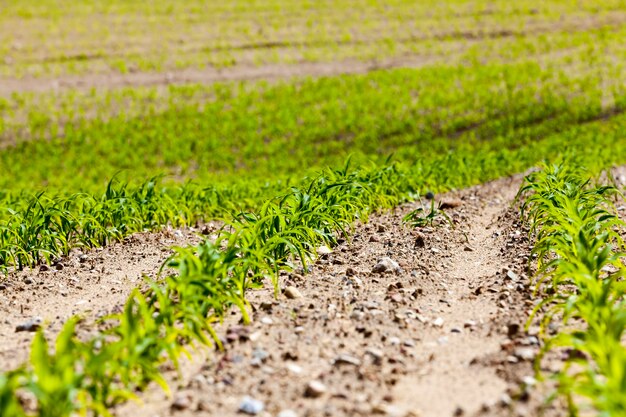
[286,363,303,374]
[305,380,327,398]
[251,348,269,366]
[514,347,536,361]
[238,396,264,415]
[333,354,361,366]
[171,394,191,411]
[522,376,537,386]
[388,337,401,346]
[365,348,383,365]
[278,410,299,417]
[15,317,42,333]
[350,311,365,321]
[464,320,477,328]
[371,404,403,415]
[284,286,303,299]
[506,270,519,281]
[260,317,273,325]
[371,257,402,274]
[432,317,444,328]
[450,327,462,334]
[317,245,332,255]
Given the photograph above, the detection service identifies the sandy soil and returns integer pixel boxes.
[0,225,211,369]
[0,173,577,416]
[0,57,437,96]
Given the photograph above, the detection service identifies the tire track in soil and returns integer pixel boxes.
[112,174,543,417]
[391,182,516,417]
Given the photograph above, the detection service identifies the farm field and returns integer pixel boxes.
[1,1,626,416]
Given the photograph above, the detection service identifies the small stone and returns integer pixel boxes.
[15,317,42,333]
[39,264,49,272]
[345,267,356,276]
[305,380,327,398]
[350,311,365,321]
[284,286,303,299]
[522,376,537,386]
[450,327,462,334]
[333,354,361,366]
[171,394,191,411]
[500,394,512,406]
[433,317,444,328]
[278,410,298,417]
[317,245,332,255]
[54,263,64,271]
[286,363,302,374]
[514,348,536,361]
[365,348,383,365]
[388,337,401,346]
[425,191,435,200]
[506,270,519,281]
[453,406,465,416]
[440,199,462,209]
[463,246,474,252]
[259,301,274,311]
[252,348,269,362]
[371,403,401,415]
[238,396,264,415]
[372,257,402,274]
[464,320,477,328]
[260,317,273,325]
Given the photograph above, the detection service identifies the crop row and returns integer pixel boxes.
[0,161,416,417]
[2,59,625,194]
[519,164,626,415]
[5,101,626,273]
[1,0,624,78]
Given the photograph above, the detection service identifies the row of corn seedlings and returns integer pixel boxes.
[519,163,626,415]
[0,161,414,417]
[5,111,626,274]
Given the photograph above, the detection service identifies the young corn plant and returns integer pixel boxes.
[519,162,626,415]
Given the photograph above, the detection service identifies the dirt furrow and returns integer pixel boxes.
[111,174,539,417]
[0,226,208,370]
[391,184,517,416]
[0,57,437,96]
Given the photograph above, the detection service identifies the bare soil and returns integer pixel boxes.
[0,57,436,96]
[0,173,572,416]
[0,225,211,369]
